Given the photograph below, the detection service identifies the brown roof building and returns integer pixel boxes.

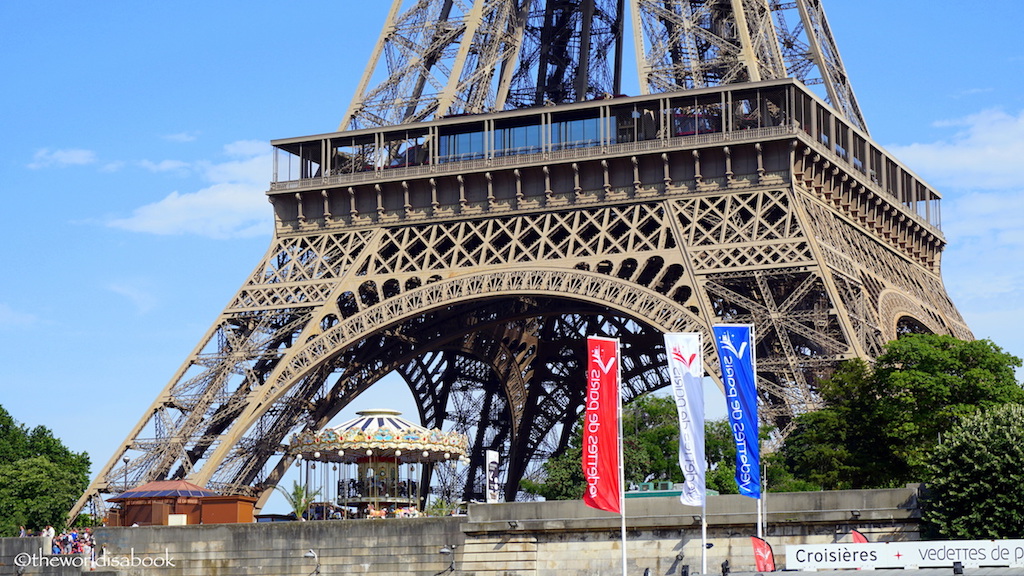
[107,480,255,526]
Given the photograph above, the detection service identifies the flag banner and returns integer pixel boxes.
[852,529,869,543]
[712,324,761,499]
[583,336,621,513]
[664,332,705,507]
[485,449,501,503]
[751,536,776,572]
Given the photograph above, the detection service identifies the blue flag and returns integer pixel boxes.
[712,324,760,499]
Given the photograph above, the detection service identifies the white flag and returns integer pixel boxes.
[664,332,706,506]
[485,449,501,503]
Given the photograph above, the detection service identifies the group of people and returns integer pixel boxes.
[338,478,419,499]
[365,504,421,519]
[19,525,95,555]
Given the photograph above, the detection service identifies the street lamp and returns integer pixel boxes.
[435,545,456,576]
[122,456,130,492]
[303,549,320,576]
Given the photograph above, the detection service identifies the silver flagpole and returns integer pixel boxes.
[762,462,768,538]
[617,339,627,576]
[757,497,763,539]
[701,502,708,574]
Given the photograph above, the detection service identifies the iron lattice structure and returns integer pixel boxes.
[342,0,866,132]
[73,1,968,521]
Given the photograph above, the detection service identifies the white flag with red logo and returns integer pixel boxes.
[664,332,705,506]
[583,336,621,513]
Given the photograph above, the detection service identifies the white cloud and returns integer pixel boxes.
[202,153,271,185]
[163,131,199,143]
[27,148,97,169]
[886,109,1024,297]
[899,108,1024,364]
[887,108,1024,190]
[106,140,273,239]
[0,303,37,328]
[953,87,993,99]
[940,189,1024,246]
[139,159,191,173]
[106,181,270,238]
[107,282,159,314]
[223,140,269,158]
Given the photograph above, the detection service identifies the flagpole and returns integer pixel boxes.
[617,341,627,576]
[701,502,708,575]
[664,332,707,576]
[757,497,763,539]
[584,336,627,572]
[754,330,762,541]
[759,461,767,538]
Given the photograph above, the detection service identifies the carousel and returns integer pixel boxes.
[287,409,469,518]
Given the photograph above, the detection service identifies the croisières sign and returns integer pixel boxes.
[786,540,1024,570]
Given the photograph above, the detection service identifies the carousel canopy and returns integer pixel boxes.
[288,409,469,464]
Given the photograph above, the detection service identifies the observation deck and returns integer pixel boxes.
[268,79,943,263]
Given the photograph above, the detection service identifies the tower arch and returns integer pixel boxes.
[193,269,703,505]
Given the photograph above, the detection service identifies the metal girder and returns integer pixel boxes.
[771,0,867,132]
[343,0,866,131]
[340,0,533,130]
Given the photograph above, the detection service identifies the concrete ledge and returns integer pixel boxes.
[1,487,923,575]
[463,486,920,535]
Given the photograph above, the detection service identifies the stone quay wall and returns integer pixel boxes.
[1,486,920,576]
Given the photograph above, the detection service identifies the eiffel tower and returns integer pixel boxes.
[73,0,970,519]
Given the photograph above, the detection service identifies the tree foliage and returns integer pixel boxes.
[923,403,1024,539]
[0,406,91,535]
[705,418,739,495]
[274,480,320,520]
[779,335,1023,489]
[521,395,739,499]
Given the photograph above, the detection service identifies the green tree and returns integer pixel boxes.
[0,457,85,534]
[0,406,90,535]
[521,395,737,498]
[780,335,1023,489]
[923,403,1024,539]
[275,480,320,520]
[519,429,653,501]
[705,418,738,495]
[621,394,685,484]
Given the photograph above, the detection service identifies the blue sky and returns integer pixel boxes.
[3,2,1023,513]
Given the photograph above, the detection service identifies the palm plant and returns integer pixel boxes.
[275,480,320,521]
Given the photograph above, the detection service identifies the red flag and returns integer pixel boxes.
[583,337,621,513]
[751,536,776,572]
[851,529,869,543]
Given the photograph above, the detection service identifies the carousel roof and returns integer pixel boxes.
[289,409,469,464]
[337,408,419,434]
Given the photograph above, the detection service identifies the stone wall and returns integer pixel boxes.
[1,486,920,576]
[462,487,921,575]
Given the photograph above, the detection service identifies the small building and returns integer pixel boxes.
[107,480,256,526]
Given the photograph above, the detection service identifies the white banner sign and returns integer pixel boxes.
[663,332,705,507]
[786,539,1024,570]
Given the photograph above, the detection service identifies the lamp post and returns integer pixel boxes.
[122,456,129,492]
[303,549,320,576]
[434,545,456,576]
